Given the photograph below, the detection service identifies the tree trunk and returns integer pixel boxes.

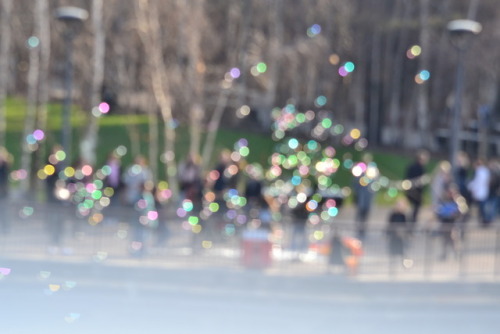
[20,5,42,194]
[385,0,411,145]
[34,0,51,180]
[136,0,178,194]
[201,86,231,172]
[80,0,105,166]
[0,0,13,148]
[148,104,159,182]
[368,30,382,145]
[416,0,431,149]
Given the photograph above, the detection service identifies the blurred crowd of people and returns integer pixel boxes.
[2,143,500,268]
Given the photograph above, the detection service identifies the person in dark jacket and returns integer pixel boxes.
[405,149,429,225]
[387,198,409,266]
[0,147,11,233]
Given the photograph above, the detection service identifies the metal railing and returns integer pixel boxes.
[1,200,499,281]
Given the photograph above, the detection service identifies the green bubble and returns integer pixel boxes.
[321,211,330,221]
[91,190,102,200]
[288,155,298,165]
[296,113,306,123]
[297,151,307,161]
[22,206,34,216]
[388,188,399,198]
[188,216,199,225]
[239,146,250,157]
[209,202,219,212]
[333,124,344,134]
[55,150,66,161]
[256,62,267,73]
[321,118,332,129]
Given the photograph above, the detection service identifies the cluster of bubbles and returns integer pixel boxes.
[250,62,267,77]
[415,70,431,85]
[327,52,356,78]
[338,61,355,77]
[406,45,422,59]
[307,24,322,38]
[406,44,431,85]
[91,102,110,118]
[25,129,45,152]
[36,146,129,226]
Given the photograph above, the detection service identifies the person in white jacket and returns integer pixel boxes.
[468,159,491,227]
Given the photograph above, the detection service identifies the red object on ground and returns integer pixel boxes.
[241,229,273,269]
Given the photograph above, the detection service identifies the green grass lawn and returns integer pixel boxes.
[4,97,425,204]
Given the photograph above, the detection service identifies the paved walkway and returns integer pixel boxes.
[1,201,500,282]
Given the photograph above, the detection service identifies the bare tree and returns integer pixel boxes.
[416,0,431,148]
[80,0,105,166]
[0,0,13,148]
[135,0,178,190]
[20,1,43,194]
[34,0,51,175]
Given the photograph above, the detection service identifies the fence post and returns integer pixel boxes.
[458,224,467,279]
[495,227,500,279]
[423,229,433,279]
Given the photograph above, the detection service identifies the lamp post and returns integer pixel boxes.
[55,6,88,167]
[447,19,482,176]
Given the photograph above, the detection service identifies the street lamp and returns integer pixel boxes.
[55,6,88,167]
[447,19,482,177]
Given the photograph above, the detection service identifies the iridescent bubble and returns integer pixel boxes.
[81,165,93,176]
[419,70,430,81]
[321,118,332,129]
[44,164,55,176]
[26,134,37,145]
[338,66,348,77]
[239,147,250,157]
[256,62,267,73]
[0,267,11,276]
[55,150,66,161]
[350,128,361,139]
[333,124,344,135]
[296,113,306,123]
[344,62,355,72]
[237,105,251,118]
[99,102,110,114]
[329,54,340,65]
[408,45,422,58]
[115,145,127,156]
[188,216,199,225]
[315,96,327,107]
[33,129,45,141]
[230,67,241,79]
[27,36,40,48]
[307,24,322,37]
[237,138,249,147]
[288,138,299,150]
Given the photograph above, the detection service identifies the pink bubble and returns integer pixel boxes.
[147,211,158,220]
[0,268,11,275]
[99,102,110,114]
[338,66,348,77]
[33,129,45,141]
